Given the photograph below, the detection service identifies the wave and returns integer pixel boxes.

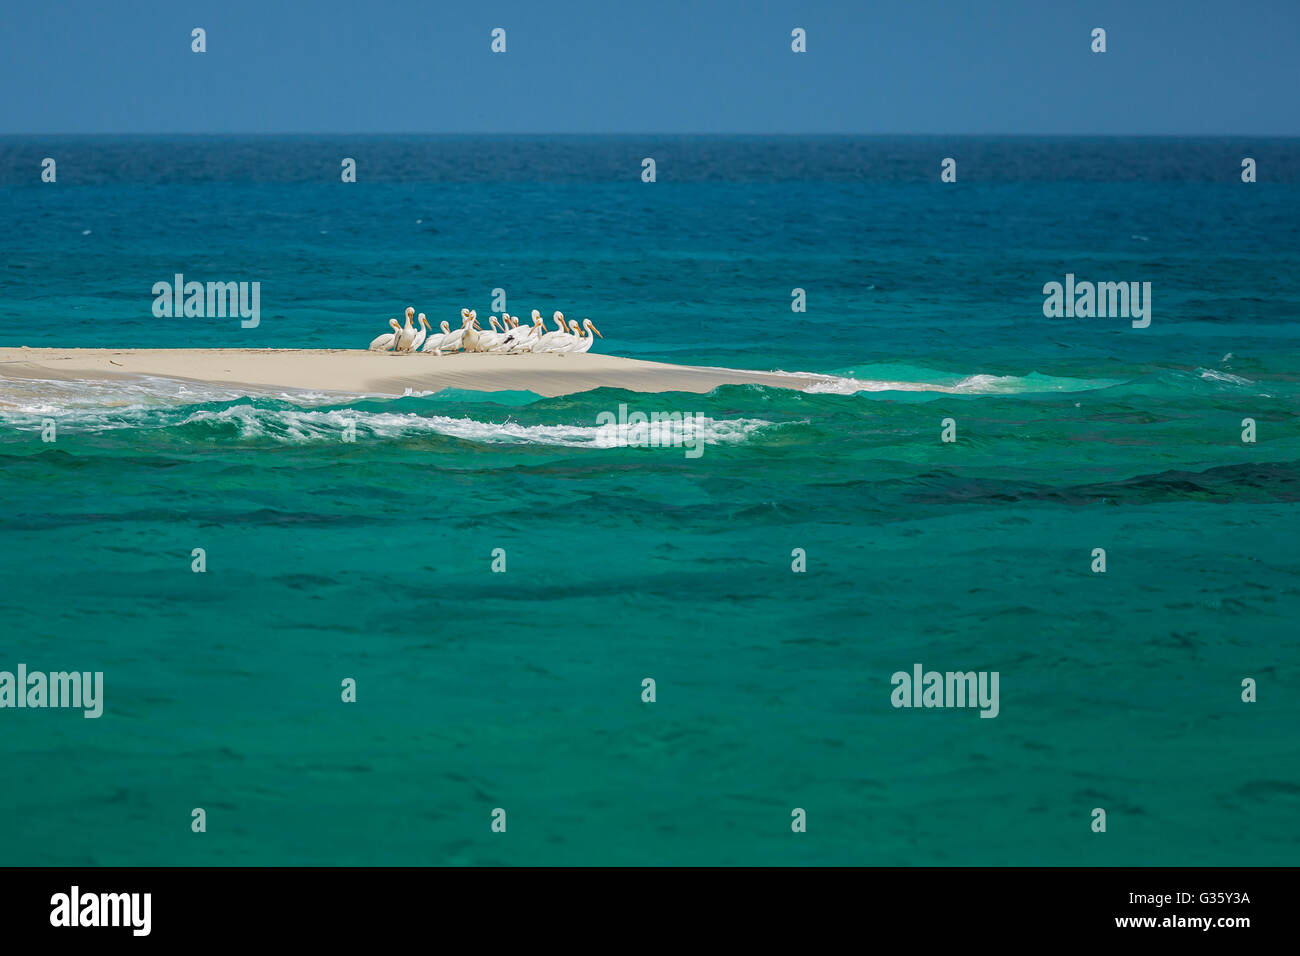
[796,364,1281,400]
[1088,366,1277,400]
[795,367,1120,395]
[0,374,356,414]
[1196,367,1254,386]
[0,395,779,449]
[0,356,1285,447]
[180,405,777,448]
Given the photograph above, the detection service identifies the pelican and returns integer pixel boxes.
[434,308,475,353]
[546,318,582,352]
[521,313,548,348]
[504,313,545,352]
[438,308,475,353]
[491,314,529,352]
[530,311,572,352]
[476,315,508,351]
[394,307,418,352]
[496,316,523,350]
[485,314,515,352]
[411,313,430,351]
[461,310,484,352]
[421,319,453,353]
[556,319,603,353]
[368,318,401,351]
[438,309,475,353]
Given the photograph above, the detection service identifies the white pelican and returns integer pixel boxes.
[394,307,418,352]
[436,307,473,353]
[485,315,514,352]
[368,318,401,351]
[491,314,529,352]
[504,313,544,352]
[545,318,582,352]
[438,310,475,353]
[410,314,431,351]
[421,319,452,353]
[477,315,508,351]
[530,312,572,352]
[461,310,484,352]
[496,315,521,350]
[556,318,603,353]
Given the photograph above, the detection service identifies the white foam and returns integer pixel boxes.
[1197,368,1254,386]
[783,369,1033,395]
[754,368,954,394]
[178,406,776,447]
[0,375,372,416]
[802,375,947,394]
[951,373,1021,391]
[0,393,777,450]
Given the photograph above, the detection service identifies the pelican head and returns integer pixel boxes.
[461,308,472,321]
[440,321,451,334]
[418,313,429,330]
[584,319,603,338]
[531,309,542,322]
[389,318,401,332]
[568,319,579,333]
[405,306,415,320]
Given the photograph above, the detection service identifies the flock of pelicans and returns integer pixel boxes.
[367,307,604,355]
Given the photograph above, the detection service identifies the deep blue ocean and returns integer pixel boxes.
[0,137,1297,865]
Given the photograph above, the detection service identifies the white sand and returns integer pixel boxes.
[0,347,836,399]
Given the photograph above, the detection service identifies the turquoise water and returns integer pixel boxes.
[1,137,1298,865]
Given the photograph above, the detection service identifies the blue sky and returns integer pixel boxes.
[1,0,1296,134]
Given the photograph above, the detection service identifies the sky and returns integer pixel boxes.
[1,0,1297,135]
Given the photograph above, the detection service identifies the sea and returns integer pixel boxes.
[0,136,1297,865]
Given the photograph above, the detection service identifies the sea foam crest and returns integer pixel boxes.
[182,406,776,447]
[0,399,777,449]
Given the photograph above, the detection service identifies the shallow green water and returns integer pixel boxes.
[1,369,1296,865]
